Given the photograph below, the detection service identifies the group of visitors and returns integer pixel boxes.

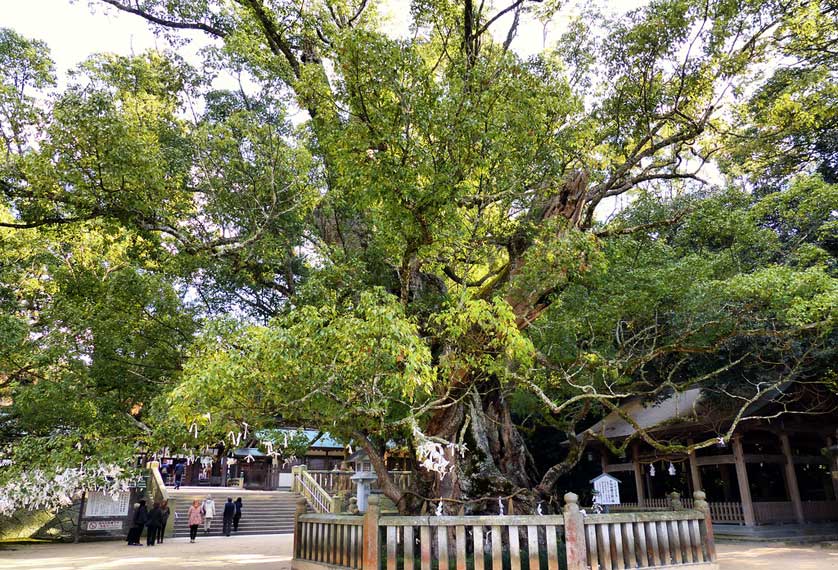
[187,495,243,541]
[128,494,243,545]
[126,499,171,546]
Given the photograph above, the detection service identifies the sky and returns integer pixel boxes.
[2,0,648,82]
[2,0,649,221]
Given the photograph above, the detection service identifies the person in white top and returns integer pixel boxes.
[202,495,216,534]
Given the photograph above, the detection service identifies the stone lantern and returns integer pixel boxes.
[350,471,378,513]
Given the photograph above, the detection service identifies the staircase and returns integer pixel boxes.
[169,488,299,536]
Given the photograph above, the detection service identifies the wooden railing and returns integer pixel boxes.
[707,502,744,523]
[293,466,338,514]
[614,498,745,524]
[309,470,414,494]
[295,510,364,570]
[583,511,714,569]
[380,514,567,570]
[291,492,718,570]
[801,500,838,521]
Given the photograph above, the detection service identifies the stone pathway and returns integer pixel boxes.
[0,534,293,570]
[3,534,838,570]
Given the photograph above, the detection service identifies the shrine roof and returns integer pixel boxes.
[585,388,704,439]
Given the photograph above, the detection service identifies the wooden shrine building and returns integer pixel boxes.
[586,387,838,525]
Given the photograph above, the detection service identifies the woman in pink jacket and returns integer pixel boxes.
[187,499,204,543]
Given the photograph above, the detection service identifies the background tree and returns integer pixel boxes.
[0,0,835,514]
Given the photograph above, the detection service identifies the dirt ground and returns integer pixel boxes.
[2,534,838,569]
[0,534,294,569]
[717,542,838,569]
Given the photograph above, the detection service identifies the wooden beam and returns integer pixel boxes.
[604,462,634,473]
[780,433,805,523]
[695,455,735,467]
[732,436,756,526]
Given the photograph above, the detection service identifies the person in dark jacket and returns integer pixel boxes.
[222,497,236,536]
[174,461,185,489]
[233,497,243,532]
[146,501,163,546]
[157,499,170,543]
[126,500,148,545]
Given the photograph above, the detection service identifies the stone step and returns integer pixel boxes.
[168,491,302,537]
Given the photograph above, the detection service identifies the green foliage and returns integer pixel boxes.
[0,0,835,504]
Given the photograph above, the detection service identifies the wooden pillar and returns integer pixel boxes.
[688,439,703,496]
[732,435,756,526]
[362,495,381,570]
[828,436,838,501]
[563,493,587,570]
[220,456,228,487]
[719,464,733,501]
[779,433,805,523]
[293,498,307,558]
[632,443,646,507]
[600,450,609,474]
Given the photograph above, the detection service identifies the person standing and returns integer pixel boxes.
[126,500,148,546]
[174,461,185,490]
[187,499,203,543]
[202,494,216,534]
[222,497,235,536]
[233,497,243,532]
[157,499,170,544]
[145,501,162,546]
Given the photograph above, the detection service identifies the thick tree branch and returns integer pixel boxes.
[98,0,228,37]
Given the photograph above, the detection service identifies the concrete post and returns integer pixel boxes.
[563,492,586,570]
[293,498,307,558]
[693,491,717,562]
[362,495,381,570]
[779,432,805,523]
[330,494,343,514]
[731,435,756,526]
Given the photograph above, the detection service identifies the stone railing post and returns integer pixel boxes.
[330,494,343,513]
[293,498,307,558]
[669,491,683,510]
[563,492,586,570]
[363,495,381,570]
[291,465,300,493]
[693,491,717,562]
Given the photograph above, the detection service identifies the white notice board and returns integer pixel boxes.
[591,473,621,505]
[84,491,131,518]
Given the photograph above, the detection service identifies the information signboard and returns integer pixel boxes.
[84,491,131,518]
[590,473,621,505]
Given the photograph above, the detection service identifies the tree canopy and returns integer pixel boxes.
[0,0,836,514]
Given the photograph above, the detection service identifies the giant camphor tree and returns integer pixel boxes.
[0,0,836,514]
